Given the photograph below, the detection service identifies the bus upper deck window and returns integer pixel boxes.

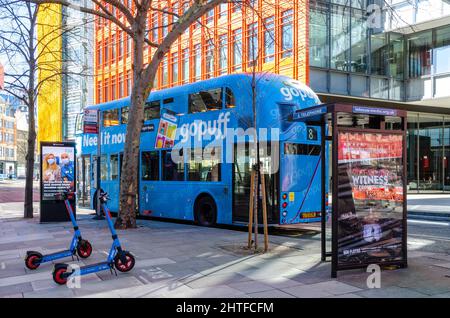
[121,107,129,124]
[144,101,161,120]
[225,88,236,108]
[103,109,119,127]
[189,88,222,113]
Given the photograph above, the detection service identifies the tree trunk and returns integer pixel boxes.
[24,101,36,218]
[115,18,147,229]
[24,4,37,219]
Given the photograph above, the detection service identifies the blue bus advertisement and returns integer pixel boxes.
[76,73,327,226]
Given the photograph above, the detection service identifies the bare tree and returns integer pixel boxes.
[0,0,93,218]
[26,0,229,228]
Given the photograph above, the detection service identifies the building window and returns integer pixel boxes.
[281,9,293,58]
[371,32,388,76]
[219,3,228,19]
[194,44,201,80]
[330,5,350,71]
[126,71,132,95]
[111,36,116,62]
[408,30,432,78]
[232,3,241,13]
[162,8,169,37]
[232,28,242,71]
[435,26,450,74]
[205,40,214,79]
[264,16,275,63]
[171,52,179,84]
[97,80,102,103]
[111,76,116,100]
[182,48,189,83]
[247,22,258,67]
[350,9,367,73]
[118,32,124,57]
[189,88,222,113]
[96,46,102,66]
[309,2,328,68]
[119,73,124,98]
[162,56,168,86]
[127,36,132,57]
[141,151,159,181]
[152,13,158,42]
[104,37,109,63]
[219,34,228,74]
[162,150,184,181]
[205,9,213,24]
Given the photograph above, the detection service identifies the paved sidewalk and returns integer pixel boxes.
[0,204,449,298]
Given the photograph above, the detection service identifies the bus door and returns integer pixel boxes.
[77,155,91,207]
[232,143,279,223]
[280,142,322,224]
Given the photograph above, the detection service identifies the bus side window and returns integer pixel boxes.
[189,88,222,113]
[110,154,119,180]
[141,151,159,181]
[100,155,108,181]
[162,150,184,181]
[103,109,119,127]
[144,101,161,120]
[225,87,236,108]
[121,107,129,124]
[188,147,221,182]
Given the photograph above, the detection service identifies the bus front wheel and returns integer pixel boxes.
[194,196,217,227]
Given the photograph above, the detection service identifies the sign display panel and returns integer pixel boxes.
[41,144,76,200]
[83,109,99,134]
[40,142,76,222]
[336,132,404,266]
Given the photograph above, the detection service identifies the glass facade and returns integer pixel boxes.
[407,113,450,193]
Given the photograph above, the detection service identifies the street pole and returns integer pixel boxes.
[93,109,104,220]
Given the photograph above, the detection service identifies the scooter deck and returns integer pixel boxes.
[76,261,112,276]
[42,250,74,262]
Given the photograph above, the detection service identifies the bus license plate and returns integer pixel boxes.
[302,212,317,219]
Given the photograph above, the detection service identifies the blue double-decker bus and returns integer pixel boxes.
[76,73,325,226]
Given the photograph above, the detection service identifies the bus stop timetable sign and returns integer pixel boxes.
[293,106,327,121]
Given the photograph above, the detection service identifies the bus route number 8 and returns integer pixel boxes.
[306,127,318,141]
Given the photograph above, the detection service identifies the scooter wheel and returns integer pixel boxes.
[114,251,135,272]
[53,265,69,285]
[77,240,92,259]
[25,252,42,270]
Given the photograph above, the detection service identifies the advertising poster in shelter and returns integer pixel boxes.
[337,132,405,266]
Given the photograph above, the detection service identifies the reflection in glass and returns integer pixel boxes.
[330,5,350,71]
[309,2,328,68]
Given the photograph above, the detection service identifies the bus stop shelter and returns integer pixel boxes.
[293,103,408,278]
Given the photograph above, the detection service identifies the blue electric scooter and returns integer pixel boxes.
[52,192,135,285]
[25,191,93,270]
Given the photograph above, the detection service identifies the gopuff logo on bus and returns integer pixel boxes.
[179,112,231,142]
[280,80,318,102]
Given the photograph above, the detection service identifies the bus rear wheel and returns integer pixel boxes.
[194,196,217,227]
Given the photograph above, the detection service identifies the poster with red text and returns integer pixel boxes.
[337,132,404,266]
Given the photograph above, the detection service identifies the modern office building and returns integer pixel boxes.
[37,2,94,143]
[93,0,450,192]
[0,94,17,178]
